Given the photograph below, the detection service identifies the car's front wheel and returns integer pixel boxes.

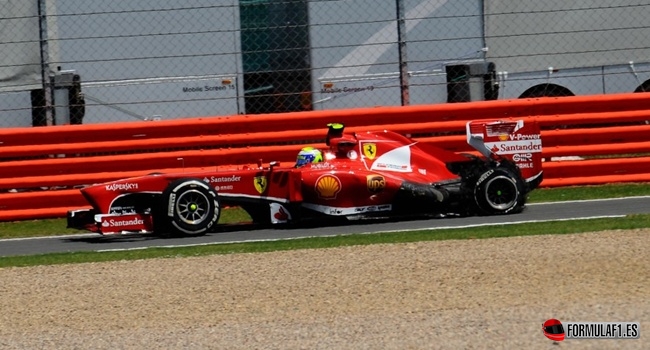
[156,178,220,237]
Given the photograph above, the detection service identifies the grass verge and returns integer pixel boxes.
[1,214,649,268]
[0,184,650,239]
[529,182,650,202]
[2,182,650,239]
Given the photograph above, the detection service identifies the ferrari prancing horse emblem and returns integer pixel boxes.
[363,143,377,160]
[254,176,268,194]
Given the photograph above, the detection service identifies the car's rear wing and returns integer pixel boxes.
[466,119,543,184]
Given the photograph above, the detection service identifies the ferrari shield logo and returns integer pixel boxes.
[254,176,268,194]
[363,143,377,160]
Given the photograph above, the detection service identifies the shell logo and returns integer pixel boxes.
[498,134,508,141]
[315,175,341,199]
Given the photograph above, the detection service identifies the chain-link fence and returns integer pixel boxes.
[1,0,650,127]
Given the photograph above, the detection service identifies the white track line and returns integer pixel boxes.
[3,196,647,243]
[94,214,625,253]
[0,233,99,242]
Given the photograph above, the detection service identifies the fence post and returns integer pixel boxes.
[37,0,54,126]
[396,0,410,106]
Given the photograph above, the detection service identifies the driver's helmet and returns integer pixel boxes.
[295,147,323,167]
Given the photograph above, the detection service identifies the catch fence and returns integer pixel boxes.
[1,1,650,127]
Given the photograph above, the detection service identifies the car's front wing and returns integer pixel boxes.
[67,209,154,235]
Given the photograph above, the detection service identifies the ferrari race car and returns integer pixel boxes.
[67,120,543,237]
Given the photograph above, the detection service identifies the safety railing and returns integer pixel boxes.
[2,92,650,221]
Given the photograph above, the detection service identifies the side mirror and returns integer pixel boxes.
[269,161,280,170]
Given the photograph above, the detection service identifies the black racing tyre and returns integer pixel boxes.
[156,178,220,237]
[473,167,526,215]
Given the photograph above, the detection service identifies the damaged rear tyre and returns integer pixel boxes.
[474,168,525,215]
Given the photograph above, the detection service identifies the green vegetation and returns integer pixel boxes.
[1,214,649,268]
[1,182,649,268]
[2,183,650,239]
[0,207,253,239]
[528,183,650,203]
[1,183,649,239]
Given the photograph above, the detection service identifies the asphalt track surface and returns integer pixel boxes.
[1,196,650,257]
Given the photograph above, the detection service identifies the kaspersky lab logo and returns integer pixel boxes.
[542,319,640,341]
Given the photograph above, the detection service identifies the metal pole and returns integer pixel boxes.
[396,0,409,106]
[37,0,54,125]
[232,0,242,115]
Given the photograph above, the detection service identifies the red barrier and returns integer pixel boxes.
[0,166,237,189]
[0,207,87,222]
[2,92,650,221]
[0,146,301,178]
[1,92,648,146]
[543,157,650,179]
[0,189,87,211]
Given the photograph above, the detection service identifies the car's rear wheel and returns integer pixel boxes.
[473,167,525,215]
[156,178,220,237]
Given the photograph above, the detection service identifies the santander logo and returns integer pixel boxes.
[102,218,144,227]
[274,206,289,221]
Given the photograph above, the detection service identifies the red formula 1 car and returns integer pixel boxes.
[67,120,543,237]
